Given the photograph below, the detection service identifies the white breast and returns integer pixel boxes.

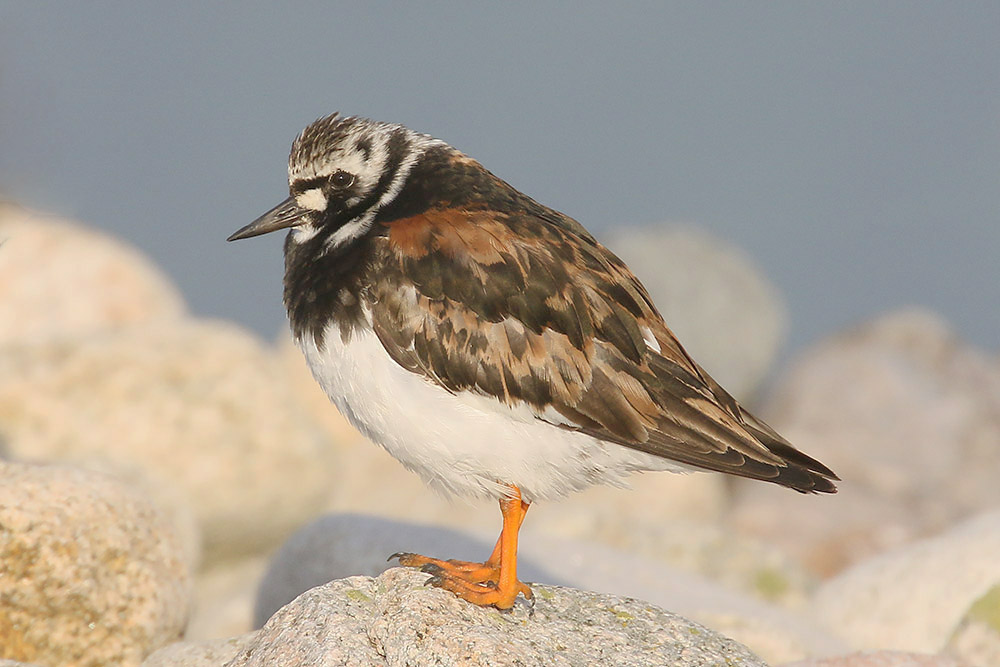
[296,321,692,502]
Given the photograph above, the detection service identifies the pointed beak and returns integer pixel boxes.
[227,197,308,241]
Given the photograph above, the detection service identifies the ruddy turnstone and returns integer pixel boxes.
[228,114,838,610]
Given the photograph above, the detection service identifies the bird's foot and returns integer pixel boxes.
[389,552,532,610]
[390,552,499,583]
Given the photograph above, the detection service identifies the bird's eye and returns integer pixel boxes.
[330,170,355,188]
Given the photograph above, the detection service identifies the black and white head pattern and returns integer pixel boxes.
[285,114,444,251]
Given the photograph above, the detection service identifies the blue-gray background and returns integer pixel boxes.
[2,3,998,355]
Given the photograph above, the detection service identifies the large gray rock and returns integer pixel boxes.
[236,568,765,667]
[0,203,186,344]
[607,223,788,401]
[255,514,845,664]
[0,320,337,563]
[731,309,1000,575]
[0,461,192,667]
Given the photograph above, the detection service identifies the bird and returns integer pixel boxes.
[228,113,838,610]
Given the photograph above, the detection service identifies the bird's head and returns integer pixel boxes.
[228,113,444,249]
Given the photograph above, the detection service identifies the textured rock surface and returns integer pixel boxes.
[813,510,1000,654]
[608,223,788,401]
[238,568,765,667]
[0,204,185,344]
[255,514,844,664]
[141,635,257,667]
[0,462,192,667]
[732,309,1000,575]
[0,320,337,562]
[781,651,969,666]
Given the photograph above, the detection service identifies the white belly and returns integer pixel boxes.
[297,322,690,502]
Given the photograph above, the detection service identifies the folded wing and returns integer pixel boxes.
[371,205,838,494]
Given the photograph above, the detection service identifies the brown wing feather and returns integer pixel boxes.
[371,207,838,494]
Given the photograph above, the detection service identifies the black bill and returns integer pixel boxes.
[227,197,307,241]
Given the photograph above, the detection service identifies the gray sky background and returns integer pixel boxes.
[2,3,998,356]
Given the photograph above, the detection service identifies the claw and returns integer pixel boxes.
[386,485,531,610]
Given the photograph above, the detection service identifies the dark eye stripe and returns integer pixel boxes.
[291,176,326,194]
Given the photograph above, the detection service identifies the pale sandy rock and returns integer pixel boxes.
[141,635,258,667]
[81,457,202,572]
[608,223,788,401]
[781,651,969,666]
[0,461,192,667]
[185,557,269,641]
[944,583,1000,667]
[0,320,337,563]
[813,510,1000,654]
[254,514,844,664]
[237,568,765,667]
[0,203,185,344]
[732,309,1000,575]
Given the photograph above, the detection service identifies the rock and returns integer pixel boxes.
[780,651,969,666]
[0,461,192,667]
[185,557,269,641]
[607,224,788,401]
[944,583,1000,667]
[141,635,257,667]
[813,510,1000,654]
[0,320,337,563]
[237,568,765,667]
[0,203,185,344]
[252,514,557,628]
[731,309,1000,575]
[255,514,844,664]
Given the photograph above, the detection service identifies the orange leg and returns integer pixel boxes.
[391,485,532,609]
